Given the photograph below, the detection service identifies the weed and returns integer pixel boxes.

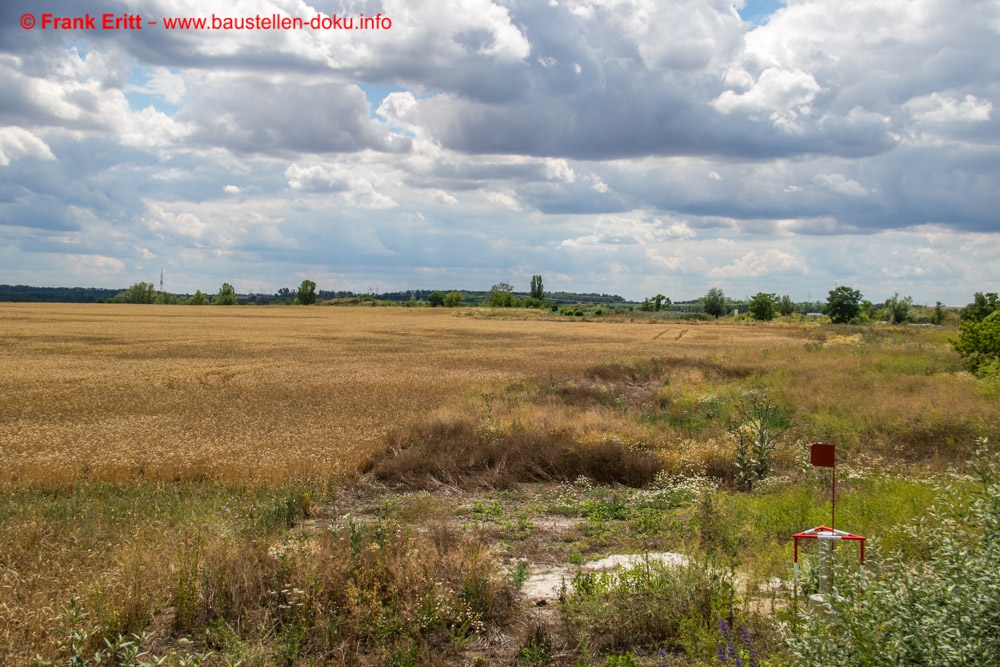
[560,559,729,655]
[729,390,790,491]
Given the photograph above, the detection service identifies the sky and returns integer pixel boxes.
[1,0,998,304]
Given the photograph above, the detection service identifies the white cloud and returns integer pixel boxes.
[486,191,521,210]
[435,190,458,204]
[284,161,397,209]
[905,93,992,123]
[0,127,55,165]
[223,185,241,194]
[559,213,696,248]
[812,173,869,197]
[712,67,822,128]
[710,249,806,278]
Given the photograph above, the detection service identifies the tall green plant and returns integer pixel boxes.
[728,391,789,491]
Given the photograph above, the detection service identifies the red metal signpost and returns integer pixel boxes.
[793,443,866,598]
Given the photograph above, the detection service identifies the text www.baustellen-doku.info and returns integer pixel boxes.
[19,11,392,32]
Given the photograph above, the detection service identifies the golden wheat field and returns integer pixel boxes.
[0,303,810,485]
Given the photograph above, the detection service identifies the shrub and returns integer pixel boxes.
[444,291,464,307]
[427,291,445,307]
[953,310,1000,376]
[883,293,912,324]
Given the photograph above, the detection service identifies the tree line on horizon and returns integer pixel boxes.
[0,280,973,324]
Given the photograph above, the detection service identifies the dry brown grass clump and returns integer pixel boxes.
[374,416,661,489]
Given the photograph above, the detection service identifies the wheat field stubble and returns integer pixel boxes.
[0,304,803,485]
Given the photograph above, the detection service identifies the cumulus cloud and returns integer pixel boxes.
[905,93,992,124]
[712,67,822,129]
[0,126,55,165]
[560,213,696,248]
[181,76,411,155]
[285,162,397,209]
[812,173,869,197]
[710,249,807,278]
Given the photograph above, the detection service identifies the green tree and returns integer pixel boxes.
[931,301,946,325]
[530,275,544,300]
[295,280,317,305]
[444,291,464,308]
[487,282,515,308]
[953,309,1000,376]
[777,294,795,316]
[883,293,913,324]
[702,287,726,318]
[120,282,156,304]
[187,290,208,305]
[824,286,862,324]
[428,290,445,307]
[156,292,179,305]
[215,283,238,306]
[641,294,671,312]
[962,292,999,323]
[748,292,776,321]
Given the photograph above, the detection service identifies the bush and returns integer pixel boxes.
[883,293,912,324]
[427,291,445,307]
[953,309,1000,376]
[444,291,464,307]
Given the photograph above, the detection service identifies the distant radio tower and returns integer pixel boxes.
[160,268,164,294]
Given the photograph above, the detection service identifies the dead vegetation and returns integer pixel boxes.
[373,417,661,489]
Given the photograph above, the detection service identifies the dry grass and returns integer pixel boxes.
[374,416,661,489]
